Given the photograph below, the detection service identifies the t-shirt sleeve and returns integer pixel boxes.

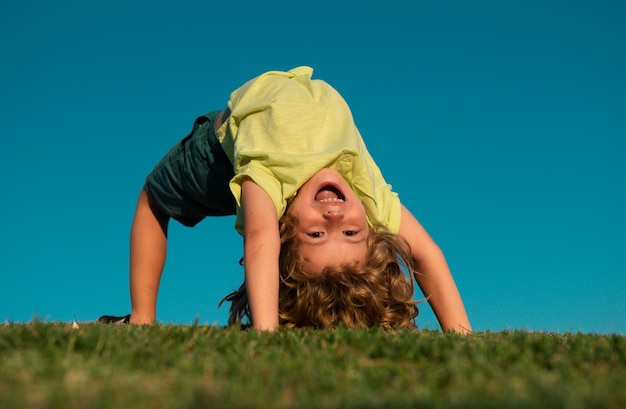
[229,161,285,235]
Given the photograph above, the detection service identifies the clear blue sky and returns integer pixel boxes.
[2,1,624,334]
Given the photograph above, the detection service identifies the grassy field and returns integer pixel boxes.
[0,322,624,409]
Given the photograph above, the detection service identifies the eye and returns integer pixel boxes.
[308,232,323,238]
[343,231,358,236]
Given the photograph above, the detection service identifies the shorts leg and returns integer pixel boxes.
[144,111,236,227]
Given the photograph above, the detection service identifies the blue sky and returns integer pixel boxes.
[1,1,624,334]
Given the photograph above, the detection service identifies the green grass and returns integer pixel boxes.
[0,322,624,408]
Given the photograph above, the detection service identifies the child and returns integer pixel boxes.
[98,67,472,333]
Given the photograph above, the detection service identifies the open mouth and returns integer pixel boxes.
[315,184,345,203]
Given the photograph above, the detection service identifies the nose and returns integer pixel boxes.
[323,208,344,221]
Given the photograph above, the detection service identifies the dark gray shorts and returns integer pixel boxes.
[144,111,236,227]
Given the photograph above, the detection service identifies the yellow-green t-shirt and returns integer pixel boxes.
[216,66,401,235]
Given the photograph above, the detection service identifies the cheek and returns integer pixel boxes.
[291,207,317,228]
[350,207,369,226]
[289,195,310,216]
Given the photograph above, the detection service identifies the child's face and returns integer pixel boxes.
[290,169,369,273]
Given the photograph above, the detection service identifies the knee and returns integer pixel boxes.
[136,189,169,225]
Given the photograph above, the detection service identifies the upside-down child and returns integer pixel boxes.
[98,66,472,333]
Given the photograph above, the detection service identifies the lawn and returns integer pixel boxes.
[1,322,624,408]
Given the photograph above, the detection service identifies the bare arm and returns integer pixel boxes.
[398,205,472,334]
[241,178,281,331]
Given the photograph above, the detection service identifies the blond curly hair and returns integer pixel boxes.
[221,211,420,329]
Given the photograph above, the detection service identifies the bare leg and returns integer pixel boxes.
[129,189,170,324]
[125,108,230,324]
